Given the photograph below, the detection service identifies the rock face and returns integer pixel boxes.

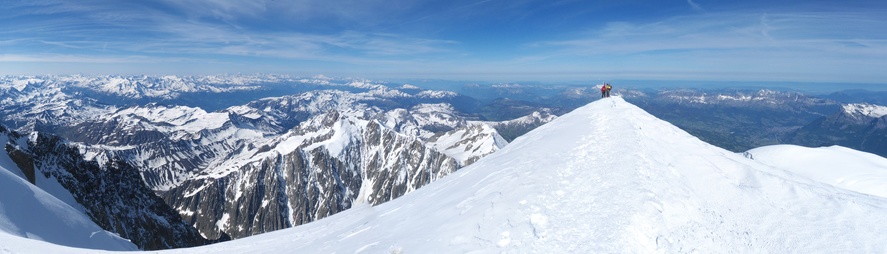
[2,128,212,250]
[160,111,458,239]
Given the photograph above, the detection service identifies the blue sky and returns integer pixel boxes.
[2,0,886,83]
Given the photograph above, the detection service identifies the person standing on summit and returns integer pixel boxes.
[600,82,612,98]
[601,83,608,98]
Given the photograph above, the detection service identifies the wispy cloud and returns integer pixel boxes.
[1,0,461,68]
[0,54,159,64]
[519,11,887,82]
[3,0,886,82]
[687,0,703,11]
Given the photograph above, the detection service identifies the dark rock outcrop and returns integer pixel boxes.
[2,129,213,250]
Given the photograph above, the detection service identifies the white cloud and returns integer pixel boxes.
[0,54,153,64]
[539,11,887,56]
[3,0,461,68]
[518,11,887,82]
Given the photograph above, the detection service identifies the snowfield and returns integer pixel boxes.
[746,144,887,199]
[2,97,887,253]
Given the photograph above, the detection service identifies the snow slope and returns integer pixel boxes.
[746,144,887,198]
[4,97,887,253]
[0,137,138,251]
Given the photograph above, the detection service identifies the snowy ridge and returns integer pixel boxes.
[842,103,887,118]
[167,97,884,253]
[746,144,887,198]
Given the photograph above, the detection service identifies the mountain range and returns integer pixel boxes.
[1,75,522,247]
[2,97,885,253]
[1,74,886,251]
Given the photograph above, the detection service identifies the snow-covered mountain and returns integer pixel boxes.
[6,96,884,253]
[787,102,887,157]
[2,75,513,243]
[181,96,883,253]
[842,103,887,119]
[0,126,205,250]
[71,95,506,241]
[479,110,558,141]
[5,75,886,252]
[0,127,137,251]
[158,109,465,239]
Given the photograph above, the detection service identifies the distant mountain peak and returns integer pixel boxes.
[842,103,887,118]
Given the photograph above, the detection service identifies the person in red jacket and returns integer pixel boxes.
[601,83,612,98]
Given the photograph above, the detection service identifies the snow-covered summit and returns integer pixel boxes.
[842,103,887,118]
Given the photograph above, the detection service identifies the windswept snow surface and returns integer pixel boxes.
[5,97,887,253]
[746,144,887,198]
[0,143,137,251]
